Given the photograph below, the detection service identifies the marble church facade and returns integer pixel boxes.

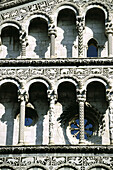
[0,0,113,169]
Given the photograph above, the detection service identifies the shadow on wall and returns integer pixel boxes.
[57,82,77,144]
[0,83,19,145]
[29,82,49,145]
[28,18,50,58]
[85,8,107,57]
[57,9,77,58]
[1,26,20,58]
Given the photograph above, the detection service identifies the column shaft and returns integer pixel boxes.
[49,99,55,144]
[50,34,55,58]
[79,100,85,144]
[108,33,113,57]
[76,16,84,58]
[18,100,26,144]
[21,42,26,57]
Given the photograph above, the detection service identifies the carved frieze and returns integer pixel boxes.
[0,0,113,22]
[0,155,112,169]
[0,67,112,81]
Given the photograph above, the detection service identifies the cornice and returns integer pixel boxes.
[0,145,113,154]
[0,58,112,67]
[0,0,113,12]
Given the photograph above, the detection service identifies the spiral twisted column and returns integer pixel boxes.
[19,29,28,58]
[76,16,85,58]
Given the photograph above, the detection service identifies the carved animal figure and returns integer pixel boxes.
[61,69,69,74]
[91,68,101,74]
[52,157,65,165]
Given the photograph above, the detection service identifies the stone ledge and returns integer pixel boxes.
[0,145,113,154]
[0,58,112,66]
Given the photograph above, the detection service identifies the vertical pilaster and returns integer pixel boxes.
[76,16,85,58]
[105,22,113,57]
[48,24,57,58]
[18,85,28,145]
[47,89,57,144]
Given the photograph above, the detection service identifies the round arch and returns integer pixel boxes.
[53,2,79,16]
[83,4,108,20]
[54,163,79,170]
[0,21,21,32]
[87,164,112,170]
[56,77,78,92]
[26,78,52,93]
[25,13,52,34]
[0,164,16,170]
[83,76,109,90]
[53,3,78,25]
[0,78,20,90]
[25,164,48,170]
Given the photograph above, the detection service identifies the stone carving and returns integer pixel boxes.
[6,157,20,166]
[36,157,51,165]
[0,67,112,81]
[83,156,113,167]
[0,155,112,169]
[21,157,35,166]
[67,157,82,165]
[0,0,112,22]
[52,157,66,165]
[76,16,85,58]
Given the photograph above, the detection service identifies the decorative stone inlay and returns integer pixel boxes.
[0,153,112,169]
[0,66,112,81]
[0,0,112,22]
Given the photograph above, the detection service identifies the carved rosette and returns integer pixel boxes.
[76,16,85,58]
[47,89,57,144]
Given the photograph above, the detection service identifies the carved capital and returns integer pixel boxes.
[18,88,28,103]
[105,22,113,35]
[76,16,85,31]
[19,29,28,46]
[47,89,57,102]
[48,24,57,37]
[76,88,86,102]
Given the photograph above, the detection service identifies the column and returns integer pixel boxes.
[107,88,113,144]
[105,22,113,57]
[76,16,85,58]
[77,85,86,144]
[48,24,57,58]
[0,31,2,51]
[47,89,57,144]
[18,86,28,144]
[19,29,28,58]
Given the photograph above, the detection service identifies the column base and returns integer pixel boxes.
[109,55,113,58]
[79,139,85,145]
[51,55,56,58]
[110,139,113,144]
[49,141,55,145]
[78,55,84,58]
